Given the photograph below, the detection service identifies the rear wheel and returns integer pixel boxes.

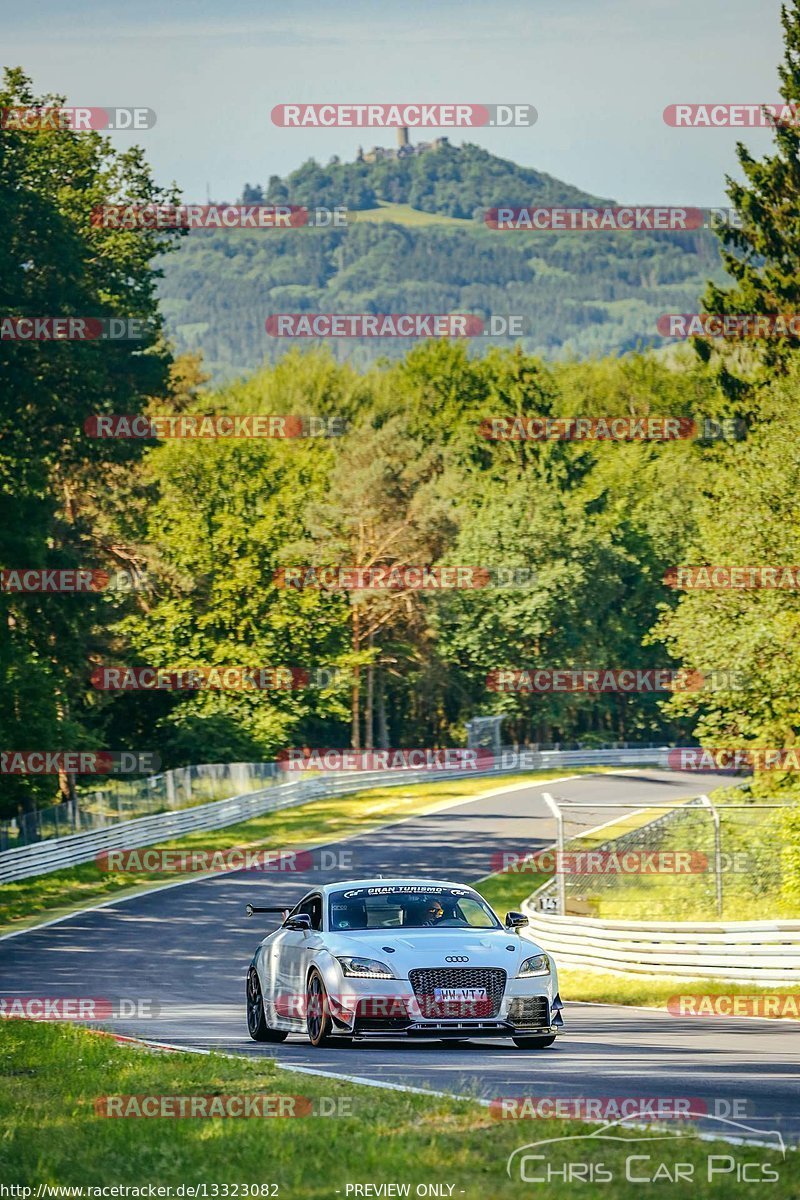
[513,1034,557,1049]
[306,970,334,1047]
[246,967,288,1043]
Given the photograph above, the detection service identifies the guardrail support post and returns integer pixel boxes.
[542,791,566,916]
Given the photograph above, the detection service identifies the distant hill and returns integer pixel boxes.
[254,141,609,216]
[158,142,725,381]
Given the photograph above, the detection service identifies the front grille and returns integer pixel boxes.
[507,996,550,1028]
[409,967,506,1019]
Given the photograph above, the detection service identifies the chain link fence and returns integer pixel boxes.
[0,762,279,851]
[533,792,797,921]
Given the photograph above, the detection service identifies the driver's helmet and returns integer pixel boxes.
[424,898,444,922]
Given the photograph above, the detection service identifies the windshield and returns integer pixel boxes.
[328,885,501,931]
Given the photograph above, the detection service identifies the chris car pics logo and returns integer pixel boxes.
[506,1115,784,1184]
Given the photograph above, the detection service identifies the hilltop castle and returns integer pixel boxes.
[357,126,449,164]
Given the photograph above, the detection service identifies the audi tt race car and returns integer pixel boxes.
[245,877,563,1047]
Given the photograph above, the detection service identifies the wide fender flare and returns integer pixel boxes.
[307,949,345,999]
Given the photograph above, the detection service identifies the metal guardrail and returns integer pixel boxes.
[0,746,670,884]
[0,762,280,850]
[520,904,800,984]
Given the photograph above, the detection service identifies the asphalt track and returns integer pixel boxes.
[2,769,799,1146]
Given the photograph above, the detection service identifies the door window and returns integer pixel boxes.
[290,893,322,930]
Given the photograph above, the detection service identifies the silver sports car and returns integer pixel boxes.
[245,877,563,1047]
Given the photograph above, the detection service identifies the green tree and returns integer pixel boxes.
[0,67,180,819]
[652,358,800,793]
[699,2,800,404]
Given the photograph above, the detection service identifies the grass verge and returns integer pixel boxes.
[0,1021,794,1196]
[0,769,595,934]
[557,968,800,1016]
[351,201,474,227]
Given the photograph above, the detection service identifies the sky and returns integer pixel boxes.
[3,0,787,206]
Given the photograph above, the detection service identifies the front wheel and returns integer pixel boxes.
[247,967,288,1043]
[513,1034,557,1049]
[306,970,334,1047]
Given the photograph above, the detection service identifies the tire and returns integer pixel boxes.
[512,1034,557,1049]
[246,967,288,1043]
[306,969,334,1047]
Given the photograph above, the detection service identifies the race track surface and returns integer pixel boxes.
[2,769,797,1146]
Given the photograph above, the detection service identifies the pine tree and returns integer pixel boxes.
[699,2,800,405]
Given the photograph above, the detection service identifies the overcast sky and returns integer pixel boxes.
[4,0,786,206]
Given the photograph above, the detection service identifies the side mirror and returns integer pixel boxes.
[285,913,313,932]
[505,911,529,929]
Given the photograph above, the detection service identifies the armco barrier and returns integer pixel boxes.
[521,900,800,984]
[0,746,669,884]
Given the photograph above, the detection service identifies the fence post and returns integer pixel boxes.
[699,793,723,917]
[542,792,566,916]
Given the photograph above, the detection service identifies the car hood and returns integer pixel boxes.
[324,927,546,974]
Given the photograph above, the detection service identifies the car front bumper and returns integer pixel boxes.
[325,977,564,1039]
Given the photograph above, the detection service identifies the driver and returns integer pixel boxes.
[422,898,445,926]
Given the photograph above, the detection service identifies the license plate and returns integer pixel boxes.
[433,987,488,1003]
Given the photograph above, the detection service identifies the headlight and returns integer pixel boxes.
[517,953,550,977]
[336,956,396,979]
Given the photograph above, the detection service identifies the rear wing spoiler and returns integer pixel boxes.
[246,904,290,920]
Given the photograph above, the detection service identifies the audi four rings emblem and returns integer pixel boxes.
[445,955,469,962]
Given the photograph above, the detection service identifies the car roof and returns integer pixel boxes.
[320,878,477,896]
